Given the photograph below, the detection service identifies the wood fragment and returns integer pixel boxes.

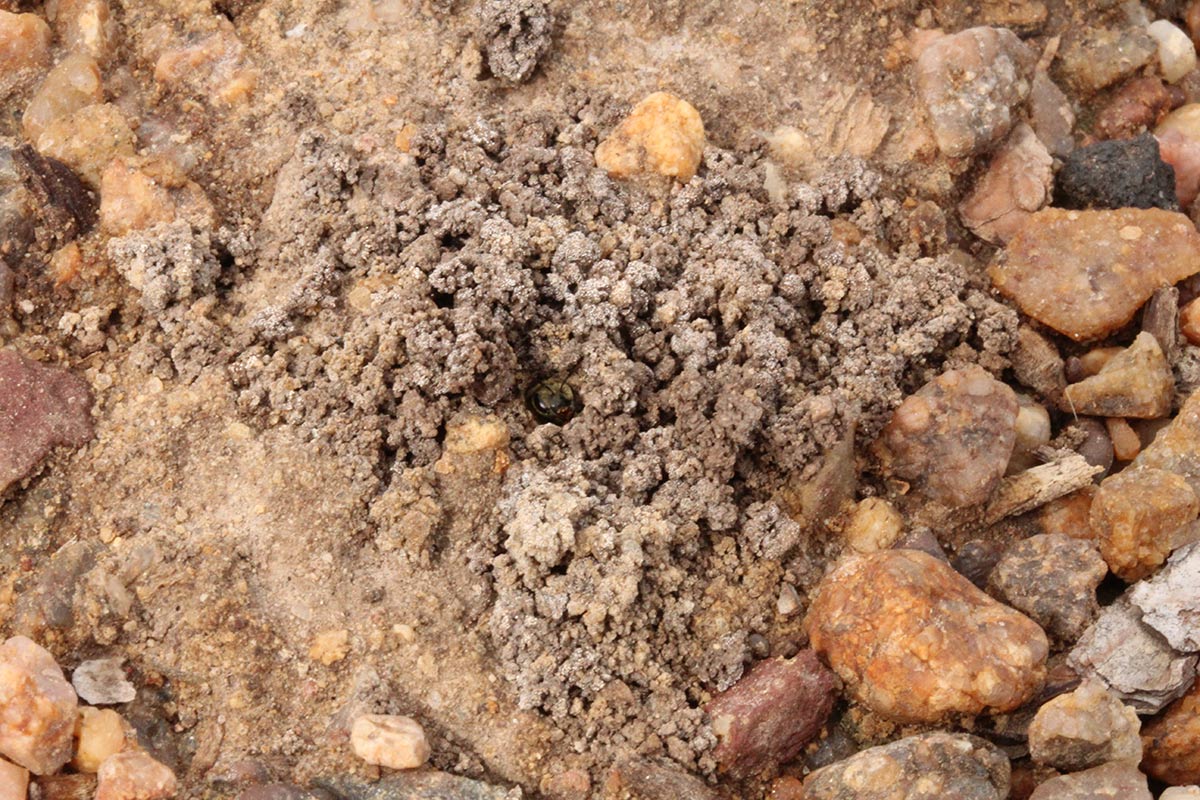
[1012,326,1066,405]
[985,454,1103,524]
[1143,286,1181,363]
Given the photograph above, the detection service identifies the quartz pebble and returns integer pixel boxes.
[1027,761,1150,800]
[1096,76,1183,140]
[35,103,136,187]
[842,497,903,553]
[988,534,1107,642]
[99,157,214,235]
[95,751,177,800]
[1105,418,1141,461]
[1161,789,1200,800]
[594,93,705,183]
[1063,332,1174,419]
[990,208,1200,342]
[350,715,430,770]
[1027,680,1141,771]
[0,758,28,800]
[72,658,135,705]
[0,12,52,99]
[1129,542,1200,651]
[801,732,1010,800]
[0,636,78,774]
[1039,487,1097,540]
[1069,597,1197,714]
[959,123,1053,243]
[706,651,835,779]
[806,549,1048,723]
[1135,389,1200,495]
[878,366,1017,507]
[22,53,103,144]
[914,26,1036,157]
[1056,134,1178,211]
[1090,465,1199,581]
[1011,397,1052,472]
[1161,129,1200,209]
[73,707,126,773]
[1149,20,1198,83]
[1056,25,1158,95]
[1028,71,1076,156]
[46,0,116,62]
[0,349,94,496]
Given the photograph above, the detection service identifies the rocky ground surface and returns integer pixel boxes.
[10,0,1200,798]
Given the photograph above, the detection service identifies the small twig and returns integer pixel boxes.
[984,453,1101,524]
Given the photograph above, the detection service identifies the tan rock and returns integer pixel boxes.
[0,758,28,800]
[1063,333,1174,419]
[806,549,1049,723]
[595,92,705,183]
[0,12,51,100]
[350,714,430,770]
[22,54,103,144]
[1039,486,1097,541]
[0,636,78,775]
[1144,678,1200,785]
[1106,418,1141,461]
[1095,76,1179,142]
[73,707,127,773]
[35,104,136,188]
[959,123,1053,243]
[1028,761,1150,800]
[989,208,1200,342]
[45,0,116,62]
[1135,389,1200,496]
[877,366,1018,507]
[95,750,177,800]
[843,497,903,553]
[99,157,214,235]
[1183,298,1200,346]
[1090,465,1199,581]
[309,629,350,665]
[153,23,258,106]
[1028,679,1142,771]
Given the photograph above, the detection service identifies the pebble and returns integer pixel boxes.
[1149,20,1198,83]
[34,103,136,188]
[21,53,103,144]
[989,208,1200,342]
[842,497,903,553]
[1130,541,1200,651]
[1013,326,1067,405]
[914,26,1036,157]
[1105,418,1141,461]
[1027,761,1151,799]
[1063,332,1174,419]
[0,11,52,99]
[958,122,1054,243]
[1162,789,1200,800]
[0,758,27,800]
[0,349,94,496]
[1028,71,1076,156]
[594,92,705,183]
[706,650,836,779]
[1183,298,1200,345]
[1157,104,1200,207]
[1039,486,1097,540]
[801,732,1010,800]
[73,707,127,773]
[47,0,117,63]
[99,156,214,235]
[0,636,78,775]
[1095,76,1183,140]
[95,751,177,800]
[1090,465,1199,581]
[1027,679,1141,771]
[72,657,136,705]
[1135,388,1200,494]
[1056,24,1158,95]
[953,539,1006,588]
[153,25,258,106]
[988,534,1107,643]
[806,549,1048,723]
[1142,286,1180,362]
[600,759,720,800]
[349,715,430,770]
[1069,597,1197,714]
[878,366,1017,507]
[1011,396,1052,472]
[1056,133,1178,211]
[1144,675,1200,784]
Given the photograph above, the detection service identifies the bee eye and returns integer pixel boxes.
[526,380,580,424]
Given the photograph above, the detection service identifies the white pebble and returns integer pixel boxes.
[1148,20,1197,83]
[776,583,801,617]
[350,714,430,770]
[72,658,136,705]
[1161,788,1200,800]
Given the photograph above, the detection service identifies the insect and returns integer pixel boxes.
[525,378,581,425]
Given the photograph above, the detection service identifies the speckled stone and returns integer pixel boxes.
[707,650,836,779]
[0,636,77,775]
[877,366,1018,508]
[1144,676,1200,785]
[1130,542,1200,652]
[914,26,1036,157]
[989,208,1200,342]
[1135,389,1200,496]
[1063,333,1174,419]
[1028,679,1141,771]
[806,549,1048,723]
[801,733,1010,800]
[988,534,1107,643]
[1027,761,1150,799]
[1090,465,1199,582]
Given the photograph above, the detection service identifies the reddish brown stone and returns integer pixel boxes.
[1091,465,1200,581]
[1095,76,1183,140]
[989,208,1200,342]
[707,650,836,779]
[1144,677,1200,785]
